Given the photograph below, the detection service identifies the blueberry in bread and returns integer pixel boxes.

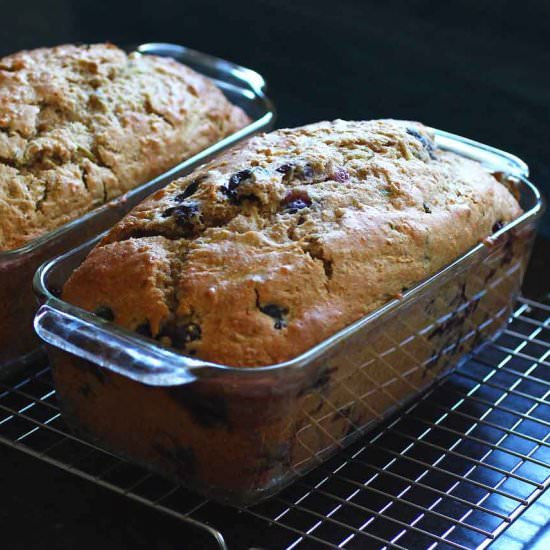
[0,43,250,251]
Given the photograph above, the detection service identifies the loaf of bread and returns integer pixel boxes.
[0,43,249,251]
[63,119,522,367]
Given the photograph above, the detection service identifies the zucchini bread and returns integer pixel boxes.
[63,119,521,366]
[0,43,249,251]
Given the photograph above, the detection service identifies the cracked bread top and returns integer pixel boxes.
[0,43,250,251]
[63,119,522,367]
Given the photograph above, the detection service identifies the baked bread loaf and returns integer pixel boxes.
[63,119,522,367]
[54,119,530,505]
[0,43,249,251]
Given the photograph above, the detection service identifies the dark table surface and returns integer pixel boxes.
[1,0,549,548]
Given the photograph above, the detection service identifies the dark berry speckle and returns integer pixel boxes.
[168,386,230,430]
[299,366,338,396]
[281,190,312,213]
[331,167,350,183]
[152,435,197,479]
[259,304,289,330]
[161,202,201,235]
[50,286,62,298]
[95,305,114,321]
[158,322,202,349]
[276,162,316,183]
[221,169,256,203]
[162,201,199,221]
[276,163,292,175]
[222,169,252,199]
[285,199,310,213]
[176,323,202,345]
[174,177,204,202]
[135,322,153,338]
[492,220,505,233]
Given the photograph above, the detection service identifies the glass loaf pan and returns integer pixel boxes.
[34,130,543,505]
[0,42,275,374]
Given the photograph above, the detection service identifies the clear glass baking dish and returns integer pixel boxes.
[33,129,544,505]
[0,42,275,374]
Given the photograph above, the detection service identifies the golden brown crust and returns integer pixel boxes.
[0,43,249,250]
[63,119,522,367]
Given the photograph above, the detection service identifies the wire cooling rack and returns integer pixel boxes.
[1,296,549,549]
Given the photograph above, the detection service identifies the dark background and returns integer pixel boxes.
[1,0,549,548]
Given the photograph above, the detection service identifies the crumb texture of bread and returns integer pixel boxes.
[0,43,250,250]
[63,119,522,367]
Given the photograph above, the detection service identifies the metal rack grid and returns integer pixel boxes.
[1,296,549,549]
